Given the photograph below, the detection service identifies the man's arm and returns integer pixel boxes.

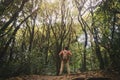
[59,50,63,55]
[68,51,72,55]
[59,50,63,60]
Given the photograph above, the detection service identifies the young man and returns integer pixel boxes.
[59,47,72,75]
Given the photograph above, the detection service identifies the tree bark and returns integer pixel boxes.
[0,9,38,61]
[93,28,105,69]
[0,0,29,36]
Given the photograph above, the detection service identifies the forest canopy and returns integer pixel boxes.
[0,0,120,77]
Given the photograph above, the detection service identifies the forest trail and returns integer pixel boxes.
[6,71,120,80]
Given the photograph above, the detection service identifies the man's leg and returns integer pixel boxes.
[59,60,64,75]
[66,61,70,74]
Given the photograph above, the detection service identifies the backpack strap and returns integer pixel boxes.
[61,50,70,61]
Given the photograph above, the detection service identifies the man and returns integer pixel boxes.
[59,47,72,75]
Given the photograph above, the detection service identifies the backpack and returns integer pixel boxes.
[62,50,70,61]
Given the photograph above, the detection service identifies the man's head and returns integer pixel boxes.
[64,46,69,50]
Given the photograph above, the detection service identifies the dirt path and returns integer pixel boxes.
[6,71,120,80]
[7,75,82,80]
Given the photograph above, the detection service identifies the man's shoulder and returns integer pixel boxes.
[68,50,72,55]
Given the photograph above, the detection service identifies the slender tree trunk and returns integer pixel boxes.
[29,20,35,51]
[0,0,29,35]
[90,6,105,69]
[55,43,62,75]
[0,9,37,61]
[93,28,105,69]
[109,13,117,69]
[21,27,27,52]
[9,36,15,61]
[78,16,87,71]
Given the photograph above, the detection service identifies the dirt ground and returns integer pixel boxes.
[6,71,120,80]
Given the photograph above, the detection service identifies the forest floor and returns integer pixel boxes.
[6,70,120,80]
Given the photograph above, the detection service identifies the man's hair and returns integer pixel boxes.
[64,47,69,50]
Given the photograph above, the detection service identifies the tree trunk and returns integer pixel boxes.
[78,16,87,71]
[93,28,105,69]
[55,44,62,75]
[0,0,28,35]
[0,9,37,61]
[9,36,15,61]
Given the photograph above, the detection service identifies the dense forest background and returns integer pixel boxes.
[0,0,120,78]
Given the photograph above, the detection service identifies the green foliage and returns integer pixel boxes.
[0,50,42,77]
[94,0,120,71]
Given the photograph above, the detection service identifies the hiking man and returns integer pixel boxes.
[59,47,72,75]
